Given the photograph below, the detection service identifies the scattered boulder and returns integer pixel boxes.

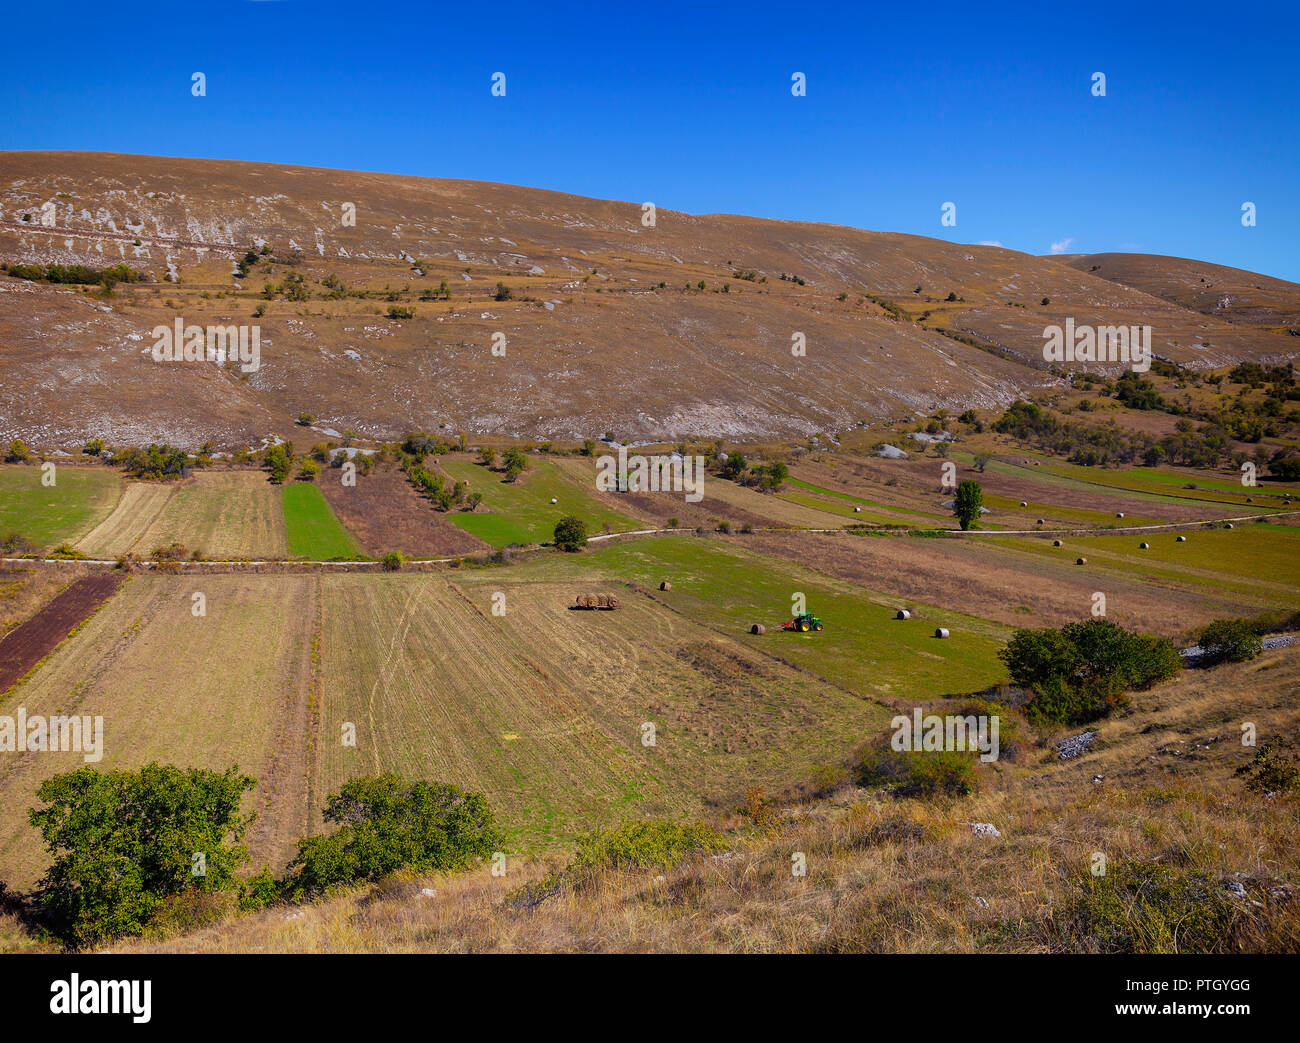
[1054,731,1097,759]
[966,822,1001,839]
[418,888,437,899]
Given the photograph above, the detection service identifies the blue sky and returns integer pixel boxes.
[4,0,1297,279]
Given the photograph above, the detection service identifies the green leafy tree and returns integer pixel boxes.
[553,515,588,552]
[28,764,255,947]
[1198,618,1263,664]
[502,446,527,482]
[282,776,500,899]
[953,479,983,530]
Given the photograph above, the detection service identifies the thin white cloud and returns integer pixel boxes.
[1049,237,1075,254]
[977,240,1002,247]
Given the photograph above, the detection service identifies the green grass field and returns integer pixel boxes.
[0,464,122,552]
[282,482,365,559]
[526,536,1012,698]
[984,523,1300,605]
[440,457,641,548]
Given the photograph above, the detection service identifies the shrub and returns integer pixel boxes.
[1198,618,1263,664]
[28,764,254,947]
[1061,863,1242,953]
[1235,739,1300,795]
[386,305,415,320]
[296,413,314,426]
[493,282,512,301]
[857,746,976,797]
[380,551,404,571]
[297,459,320,481]
[572,820,723,871]
[5,438,31,463]
[82,438,106,457]
[282,776,500,899]
[553,515,587,552]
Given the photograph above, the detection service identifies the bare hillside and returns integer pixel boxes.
[1,152,1296,448]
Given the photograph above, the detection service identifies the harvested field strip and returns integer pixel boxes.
[982,453,1287,512]
[316,464,486,558]
[0,575,318,888]
[0,573,123,694]
[738,529,1253,638]
[282,483,365,559]
[75,473,290,560]
[317,573,884,849]
[0,465,123,552]
[785,477,946,521]
[74,482,175,557]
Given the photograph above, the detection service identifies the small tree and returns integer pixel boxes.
[502,447,527,482]
[493,282,512,302]
[554,516,587,552]
[380,551,404,571]
[973,452,992,472]
[953,479,983,530]
[479,446,497,469]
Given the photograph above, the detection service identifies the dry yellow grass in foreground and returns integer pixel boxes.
[90,649,1300,954]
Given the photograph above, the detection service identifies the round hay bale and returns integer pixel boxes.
[1246,497,1253,503]
[1115,512,1125,519]
[1053,539,1063,547]
[1139,542,1150,549]
[1075,557,1087,565]
[1176,535,1187,542]
[750,623,766,635]
[934,627,950,639]
[1036,518,1045,525]
[853,506,861,513]
[550,497,558,504]
[896,609,911,620]
[1225,523,1235,529]
[659,581,671,591]
[608,595,621,610]
[1019,501,1028,507]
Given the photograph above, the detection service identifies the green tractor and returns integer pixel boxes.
[782,612,824,633]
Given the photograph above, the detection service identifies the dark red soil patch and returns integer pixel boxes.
[317,463,487,558]
[0,573,124,693]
